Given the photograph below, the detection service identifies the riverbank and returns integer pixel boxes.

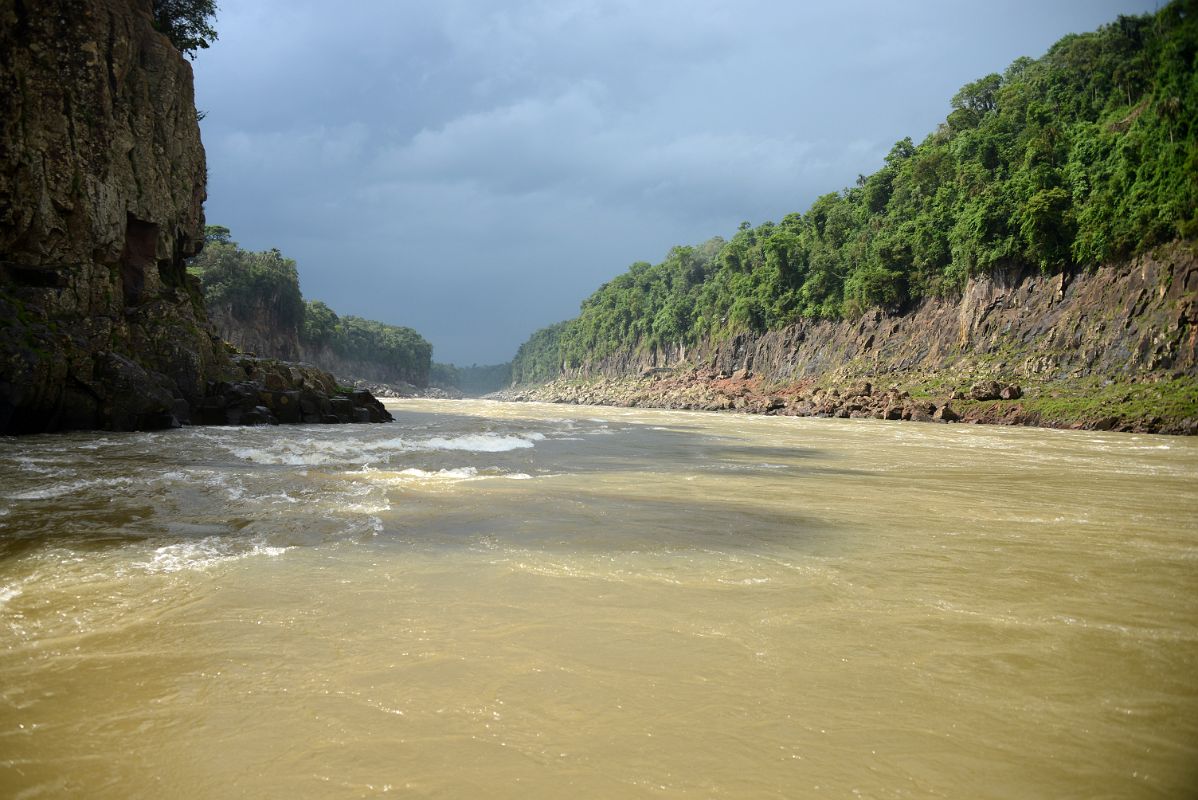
[492,369,1198,435]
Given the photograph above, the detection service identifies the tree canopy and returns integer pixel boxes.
[511,2,1198,385]
[189,234,304,330]
[152,0,218,58]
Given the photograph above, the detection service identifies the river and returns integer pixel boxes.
[1,400,1195,798]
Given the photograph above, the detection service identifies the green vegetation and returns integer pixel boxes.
[189,227,432,386]
[511,321,571,385]
[151,0,218,58]
[512,2,1198,385]
[1003,376,1198,426]
[301,303,431,386]
[188,229,304,329]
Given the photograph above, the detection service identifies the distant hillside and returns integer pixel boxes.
[511,2,1197,385]
[189,227,432,386]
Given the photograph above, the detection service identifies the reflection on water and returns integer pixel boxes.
[1,400,1196,798]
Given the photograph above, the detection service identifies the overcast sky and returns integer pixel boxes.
[194,0,1157,365]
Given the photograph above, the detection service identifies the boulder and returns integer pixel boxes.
[969,380,1003,401]
[933,404,961,423]
[905,400,937,422]
[239,405,278,426]
[269,390,302,424]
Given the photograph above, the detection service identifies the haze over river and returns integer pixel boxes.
[1,400,1195,798]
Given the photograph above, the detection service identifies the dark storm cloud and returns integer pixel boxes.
[195,0,1158,364]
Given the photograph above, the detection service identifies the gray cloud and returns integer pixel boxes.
[196,0,1157,364]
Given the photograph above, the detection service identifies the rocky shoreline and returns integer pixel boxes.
[491,368,1198,436]
[348,379,462,401]
[190,355,392,427]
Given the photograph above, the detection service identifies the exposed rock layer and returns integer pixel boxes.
[566,243,1197,385]
[206,303,302,362]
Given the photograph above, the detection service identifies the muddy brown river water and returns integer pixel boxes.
[1,399,1195,798]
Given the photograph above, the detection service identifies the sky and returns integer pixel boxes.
[193,0,1159,365]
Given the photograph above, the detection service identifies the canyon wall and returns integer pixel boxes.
[0,0,232,432]
[564,242,1197,388]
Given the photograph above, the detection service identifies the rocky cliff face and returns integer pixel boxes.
[0,0,231,432]
[206,304,302,362]
[565,242,1198,387]
[293,344,408,387]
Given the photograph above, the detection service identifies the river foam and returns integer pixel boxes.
[415,432,544,452]
[222,430,547,466]
[137,538,291,574]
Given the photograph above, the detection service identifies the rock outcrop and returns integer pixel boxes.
[193,356,392,426]
[296,343,415,388]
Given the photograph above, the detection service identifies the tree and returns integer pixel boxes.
[152,0,218,58]
[952,73,1003,115]
[301,300,339,346]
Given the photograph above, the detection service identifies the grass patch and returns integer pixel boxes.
[1022,376,1198,424]
[951,375,1198,427]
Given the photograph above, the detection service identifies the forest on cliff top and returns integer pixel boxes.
[511,1,1198,385]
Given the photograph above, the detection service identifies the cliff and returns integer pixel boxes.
[203,301,434,389]
[0,0,229,432]
[508,2,1197,433]
[0,1,392,432]
[501,242,1198,434]
[205,305,427,388]
[565,242,1197,385]
[295,343,419,386]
